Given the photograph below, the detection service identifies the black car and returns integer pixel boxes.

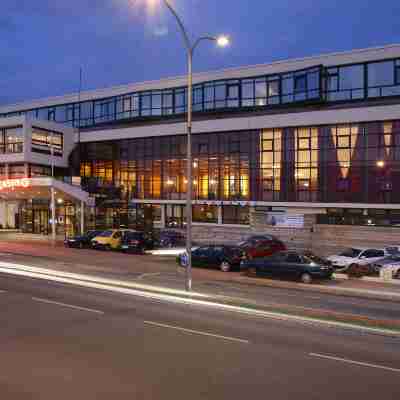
[240,250,334,283]
[158,230,185,248]
[177,245,244,272]
[64,230,102,249]
[120,231,154,254]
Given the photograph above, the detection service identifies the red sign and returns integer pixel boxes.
[0,178,31,191]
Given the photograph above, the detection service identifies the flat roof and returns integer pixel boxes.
[1,43,400,114]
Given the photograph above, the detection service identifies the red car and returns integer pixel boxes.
[239,235,286,259]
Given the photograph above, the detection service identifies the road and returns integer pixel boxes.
[1,246,400,324]
[0,272,399,399]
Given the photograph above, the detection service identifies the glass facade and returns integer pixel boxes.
[79,120,400,207]
[0,126,23,154]
[2,57,400,129]
[31,127,63,156]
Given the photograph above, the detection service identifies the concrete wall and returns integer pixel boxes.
[190,211,400,257]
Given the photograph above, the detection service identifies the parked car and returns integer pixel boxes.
[327,247,391,272]
[369,253,400,275]
[64,230,102,249]
[158,230,185,248]
[240,250,334,283]
[238,235,286,259]
[177,245,244,272]
[91,229,127,250]
[120,231,154,254]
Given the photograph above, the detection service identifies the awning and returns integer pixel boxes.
[0,177,94,205]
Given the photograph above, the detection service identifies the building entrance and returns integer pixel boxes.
[33,209,49,235]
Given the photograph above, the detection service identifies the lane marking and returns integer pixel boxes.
[0,262,399,337]
[138,272,162,280]
[32,297,104,315]
[310,353,400,373]
[0,289,7,293]
[144,320,249,344]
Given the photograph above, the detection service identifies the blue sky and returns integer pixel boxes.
[1,0,399,105]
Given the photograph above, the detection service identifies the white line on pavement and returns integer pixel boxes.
[32,297,104,315]
[309,353,400,373]
[144,320,249,344]
[138,272,162,280]
[0,289,7,293]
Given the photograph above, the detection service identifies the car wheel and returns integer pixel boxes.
[105,244,111,251]
[220,261,231,272]
[300,273,312,284]
[247,266,257,276]
[79,242,84,249]
[347,263,363,278]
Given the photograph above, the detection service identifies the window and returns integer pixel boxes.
[222,206,249,225]
[32,127,63,155]
[193,205,218,223]
[2,126,24,153]
[396,60,400,85]
[294,75,307,93]
[337,135,351,148]
[9,164,26,178]
[361,249,385,258]
[368,61,394,87]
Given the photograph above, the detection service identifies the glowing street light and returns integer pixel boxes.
[137,0,230,292]
[376,160,385,168]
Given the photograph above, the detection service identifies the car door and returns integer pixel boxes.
[192,247,209,268]
[359,249,385,264]
[282,253,304,278]
[256,253,281,275]
[111,231,122,249]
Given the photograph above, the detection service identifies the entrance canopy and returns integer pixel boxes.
[0,177,93,205]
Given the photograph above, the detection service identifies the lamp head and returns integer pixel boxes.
[216,35,230,47]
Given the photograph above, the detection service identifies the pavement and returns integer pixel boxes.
[0,272,399,399]
[0,240,400,333]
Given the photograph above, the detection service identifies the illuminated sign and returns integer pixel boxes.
[0,178,31,191]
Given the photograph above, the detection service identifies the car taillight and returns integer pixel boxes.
[129,240,139,245]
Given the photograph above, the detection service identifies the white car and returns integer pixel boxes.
[327,247,390,271]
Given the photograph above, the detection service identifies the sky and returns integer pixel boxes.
[1,0,399,106]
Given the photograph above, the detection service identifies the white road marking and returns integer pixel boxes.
[144,320,249,344]
[32,297,104,315]
[0,289,7,293]
[0,261,399,337]
[138,272,161,280]
[310,353,400,373]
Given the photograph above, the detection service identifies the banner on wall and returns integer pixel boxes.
[266,212,304,228]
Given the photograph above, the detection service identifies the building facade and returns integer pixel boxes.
[1,44,400,249]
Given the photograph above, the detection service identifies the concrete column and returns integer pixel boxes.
[80,200,85,234]
[218,205,223,225]
[4,164,9,179]
[24,163,29,178]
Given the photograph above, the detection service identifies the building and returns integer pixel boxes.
[1,44,400,251]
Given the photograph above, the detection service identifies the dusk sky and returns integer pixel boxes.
[1,0,399,106]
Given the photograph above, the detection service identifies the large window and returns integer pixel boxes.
[261,129,282,201]
[193,205,218,223]
[32,127,63,155]
[0,126,24,153]
[294,127,319,201]
[222,206,249,225]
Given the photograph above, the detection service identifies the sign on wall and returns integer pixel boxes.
[266,212,304,228]
[0,178,31,191]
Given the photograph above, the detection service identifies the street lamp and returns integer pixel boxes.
[141,0,229,291]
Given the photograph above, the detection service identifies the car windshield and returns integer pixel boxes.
[304,253,327,265]
[98,230,114,237]
[386,247,400,255]
[87,231,99,238]
[125,232,142,239]
[339,248,362,258]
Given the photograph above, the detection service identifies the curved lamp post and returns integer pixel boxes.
[143,0,229,291]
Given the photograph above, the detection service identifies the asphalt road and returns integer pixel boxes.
[1,247,400,323]
[0,273,399,399]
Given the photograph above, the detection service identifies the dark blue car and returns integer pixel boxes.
[64,230,102,249]
[240,250,334,283]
